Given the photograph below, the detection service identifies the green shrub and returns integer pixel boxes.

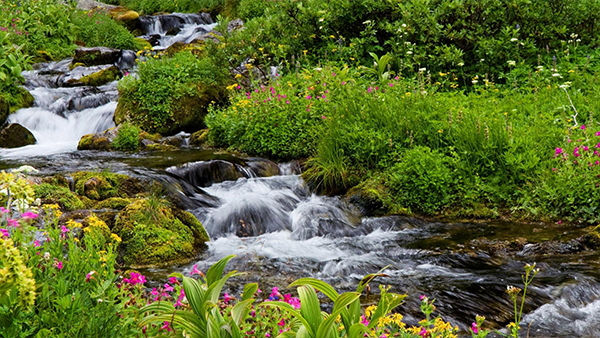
[72,10,138,51]
[388,146,454,215]
[112,123,140,151]
[116,51,228,134]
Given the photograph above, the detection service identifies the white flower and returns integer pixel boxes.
[43,252,50,261]
[458,62,464,67]
[472,80,479,84]
[552,73,562,78]
[480,59,485,62]
[402,23,407,27]
[536,66,544,70]
[510,38,518,42]
[507,60,516,66]
[406,51,413,55]
[418,68,426,72]
[576,39,581,42]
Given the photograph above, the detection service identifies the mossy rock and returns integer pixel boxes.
[144,143,178,152]
[72,172,143,201]
[346,176,394,217]
[189,129,209,147]
[34,183,85,211]
[115,10,140,31]
[114,198,208,267]
[0,124,36,148]
[73,47,121,67]
[78,134,111,150]
[41,175,71,189]
[79,66,121,87]
[580,226,600,249]
[139,130,162,142]
[95,197,132,210]
[69,62,86,71]
[115,84,226,135]
[134,37,152,50]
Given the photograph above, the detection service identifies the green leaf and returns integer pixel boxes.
[242,283,259,301]
[289,278,339,301]
[231,298,254,325]
[207,255,236,286]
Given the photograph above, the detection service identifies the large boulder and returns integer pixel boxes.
[0,124,36,148]
[72,47,122,67]
[78,126,119,150]
[61,65,121,87]
[113,198,209,267]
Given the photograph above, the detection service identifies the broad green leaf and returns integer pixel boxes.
[289,278,339,301]
[242,283,259,301]
[207,255,236,286]
[298,285,323,335]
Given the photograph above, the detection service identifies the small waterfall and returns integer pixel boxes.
[138,13,216,48]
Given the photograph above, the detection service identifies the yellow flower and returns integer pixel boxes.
[303,50,308,56]
[568,69,575,73]
[226,84,239,91]
[235,73,243,79]
[438,129,443,133]
[330,35,335,38]
[110,233,122,243]
[259,47,264,52]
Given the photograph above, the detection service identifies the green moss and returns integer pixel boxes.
[41,175,70,188]
[133,37,152,50]
[72,172,137,201]
[34,184,84,211]
[79,66,121,87]
[189,129,209,147]
[346,175,394,216]
[95,197,132,210]
[144,143,178,152]
[113,198,208,267]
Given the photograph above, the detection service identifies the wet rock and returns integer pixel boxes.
[469,237,528,257]
[144,143,179,152]
[519,240,585,256]
[0,123,36,148]
[169,160,247,187]
[72,171,143,201]
[61,65,121,87]
[166,26,181,36]
[247,158,280,177]
[118,50,138,70]
[73,47,122,67]
[113,198,209,267]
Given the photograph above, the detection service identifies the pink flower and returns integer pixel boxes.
[151,288,159,296]
[56,261,63,270]
[278,319,285,327]
[175,289,185,307]
[124,272,146,286]
[375,86,379,91]
[595,131,600,136]
[471,322,478,334]
[21,211,39,219]
[332,72,336,76]
[360,315,369,326]
[307,108,310,112]
[368,87,372,93]
[321,115,327,119]
[7,219,18,227]
[161,321,172,332]
[555,147,563,156]
[0,207,9,214]
[34,240,40,247]
[420,294,427,300]
[342,81,346,85]
[223,293,234,304]
[583,146,589,151]
[164,283,174,292]
[388,83,394,87]
[552,168,557,172]
[419,328,427,338]
[61,225,69,234]
[394,76,399,80]
[1,228,8,237]
[86,271,95,282]
[306,95,312,100]
[169,276,177,284]
[265,333,271,337]
[191,264,202,276]
[286,100,290,104]
[557,220,562,225]
[581,124,586,130]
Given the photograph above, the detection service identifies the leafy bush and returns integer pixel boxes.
[388,146,455,215]
[112,122,140,151]
[117,51,228,134]
[72,10,138,51]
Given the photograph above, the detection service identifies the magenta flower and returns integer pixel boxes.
[307,107,310,112]
[420,294,427,300]
[124,272,146,285]
[419,328,427,338]
[583,146,589,151]
[223,292,234,304]
[7,219,18,227]
[278,319,285,327]
[169,276,177,284]
[395,76,399,80]
[164,283,174,293]
[558,220,562,225]
[286,100,290,104]
[175,289,185,307]
[360,315,369,326]
[1,228,8,237]
[595,131,600,136]
[306,95,312,100]
[56,261,63,270]
[151,288,159,296]
[161,321,172,332]
[552,168,557,172]
[321,115,327,119]
[471,322,479,334]
[368,87,372,93]
[61,225,69,234]
[581,124,586,130]
[265,333,271,337]
[0,207,8,214]
[34,240,40,247]
[86,271,96,282]
[388,83,394,87]
[332,72,336,76]
[555,147,564,155]
[191,264,202,276]
[342,81,346,85]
